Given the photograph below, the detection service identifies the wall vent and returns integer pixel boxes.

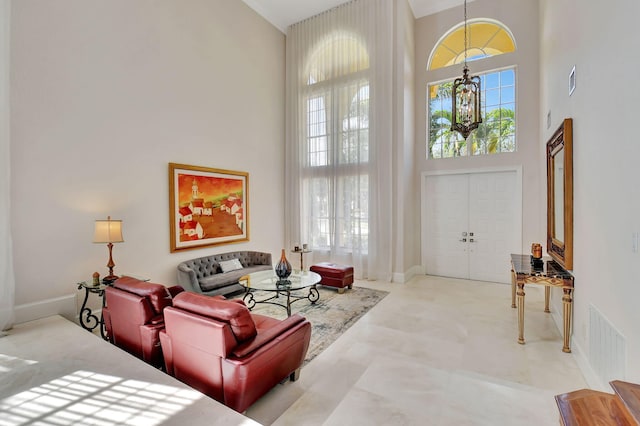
[589,304,626,384]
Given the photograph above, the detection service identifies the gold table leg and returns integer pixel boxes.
[562,287,573,353]
[517,281,525,344]
[544,286,551,313]
[511,269,516,308]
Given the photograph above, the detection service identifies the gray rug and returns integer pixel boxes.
[234,285,388,365]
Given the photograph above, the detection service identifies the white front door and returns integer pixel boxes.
[423,170,521,284]
[424,174,469,279]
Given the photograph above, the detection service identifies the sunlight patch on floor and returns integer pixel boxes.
[0,370,202,425]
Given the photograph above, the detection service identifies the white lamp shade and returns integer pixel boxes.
[93,217,124,243]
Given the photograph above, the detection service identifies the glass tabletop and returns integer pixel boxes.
[510,254,573,279]
[239,270,321,291]
[77,280,107,290]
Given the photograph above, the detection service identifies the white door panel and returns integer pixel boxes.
[424,171,520,284]
[424,174,468,279]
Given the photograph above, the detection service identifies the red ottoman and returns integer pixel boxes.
[310,262,354,294]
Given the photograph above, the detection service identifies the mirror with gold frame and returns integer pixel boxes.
[546,118,573,270]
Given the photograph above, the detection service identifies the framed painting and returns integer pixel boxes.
[169,163,249,252]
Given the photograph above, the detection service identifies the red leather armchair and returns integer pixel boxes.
[160,292,311,413]
[102,277,184,368]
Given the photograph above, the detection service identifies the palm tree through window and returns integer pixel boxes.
[429,68,515,158]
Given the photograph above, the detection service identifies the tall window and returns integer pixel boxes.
[303,46,370,251]
[286,0,393,280]
[427,20,517,159]
[429,68,516,158]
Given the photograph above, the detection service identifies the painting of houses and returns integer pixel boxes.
[190,199,205,215]
[178,206,193,223]
[169,163,249,252]
[182,220,204,240]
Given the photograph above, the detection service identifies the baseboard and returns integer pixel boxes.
[549,298,606,391]
[392,264,424,283]
[14,294,77,325]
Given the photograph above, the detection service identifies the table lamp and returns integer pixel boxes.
[93,216,124,284]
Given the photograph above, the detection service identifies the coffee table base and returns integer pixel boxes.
[243,285,319,317]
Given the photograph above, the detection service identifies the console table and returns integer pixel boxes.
[510,254,574,352]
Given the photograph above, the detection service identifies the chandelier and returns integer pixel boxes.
[451,0,482,140]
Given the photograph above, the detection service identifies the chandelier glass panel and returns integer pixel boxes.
[451,0,482,139]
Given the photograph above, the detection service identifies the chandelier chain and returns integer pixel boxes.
[463,0,468,67]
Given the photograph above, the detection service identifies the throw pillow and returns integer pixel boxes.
[219,258,243,273]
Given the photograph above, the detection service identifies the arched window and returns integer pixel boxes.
[427,20,517,158]
[428,19,516,70]
[307,33,369,84]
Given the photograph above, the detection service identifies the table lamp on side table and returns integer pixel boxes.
[93,216,124,285]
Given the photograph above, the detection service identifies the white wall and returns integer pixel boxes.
[392,0,418,281]
[415,0,542,255]
[0,0,14,331]
[540,0,640,385]
[10,0,285,312]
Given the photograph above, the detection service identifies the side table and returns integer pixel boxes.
[76,274,149,341]
[77,281,108,340]
[291,249,312,271]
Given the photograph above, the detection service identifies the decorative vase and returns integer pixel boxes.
[275,249,292,279]
[531,243,543,259]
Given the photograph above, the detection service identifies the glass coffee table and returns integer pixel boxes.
[239,270,321,316]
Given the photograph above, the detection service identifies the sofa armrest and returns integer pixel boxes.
[232,314,305,358]
[167,285,184,298]
[102,307,113,342]
[159,331,173,375]
[139,322,165,366]
[149,314,164,325]
[176,264,200,293]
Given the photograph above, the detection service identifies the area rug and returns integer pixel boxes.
[234,286,388,365]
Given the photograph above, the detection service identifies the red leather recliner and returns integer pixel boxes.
[102,277,184,368]
[160,292,311,413]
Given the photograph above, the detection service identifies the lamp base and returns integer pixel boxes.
[102,275,119,285]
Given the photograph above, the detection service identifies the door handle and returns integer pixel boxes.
[469,238,475,242]
[460,238,467,242]
[462,232,468,236]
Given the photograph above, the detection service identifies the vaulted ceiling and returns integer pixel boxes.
[242,0,469,33]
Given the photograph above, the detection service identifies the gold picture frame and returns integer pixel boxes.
[546,119,573,269]
[169,163,249,252]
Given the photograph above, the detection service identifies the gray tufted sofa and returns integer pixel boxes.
[176,251,272,297]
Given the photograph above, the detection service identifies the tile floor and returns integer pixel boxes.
[246,275,587,425]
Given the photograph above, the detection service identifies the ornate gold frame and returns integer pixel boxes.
[169,163,249,252]
[546,119,573,269]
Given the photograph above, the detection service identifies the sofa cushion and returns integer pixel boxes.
[173,292,257,342]
[113,277,172,315]
[198,264,272,292]
[219,258,243,273]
